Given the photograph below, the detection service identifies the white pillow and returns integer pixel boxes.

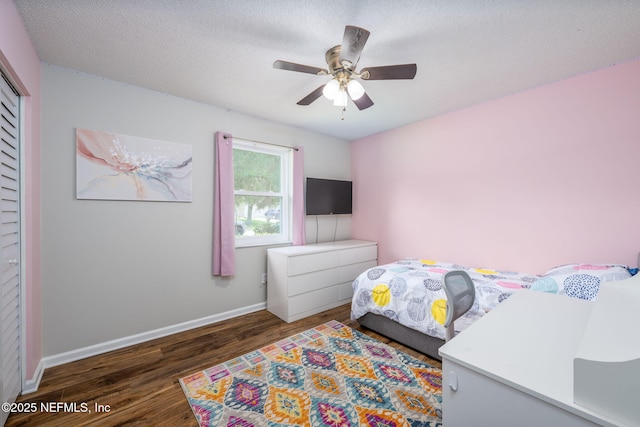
[532,263,631,301]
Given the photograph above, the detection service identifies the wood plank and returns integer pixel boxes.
[6,304,440,426]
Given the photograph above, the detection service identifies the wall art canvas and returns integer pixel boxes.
[76,128,192,202]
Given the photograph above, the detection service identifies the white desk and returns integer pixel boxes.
[439,291,625,427]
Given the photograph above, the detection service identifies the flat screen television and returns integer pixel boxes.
[306,178,352,215]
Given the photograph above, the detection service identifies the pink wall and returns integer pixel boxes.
[0,1,42,381]
[352,58,640,274]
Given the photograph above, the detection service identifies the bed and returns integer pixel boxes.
[351,258,633,360]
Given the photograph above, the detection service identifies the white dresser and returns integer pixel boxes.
[267,240,377,322]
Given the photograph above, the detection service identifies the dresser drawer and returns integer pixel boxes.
[289,286,341,317]
[340,245,377,266]
[288,268,340,297]
[339,260,377,283]
[338,281,354,301]
[288,251,340,276]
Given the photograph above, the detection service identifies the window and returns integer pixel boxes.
[233,139,291,247]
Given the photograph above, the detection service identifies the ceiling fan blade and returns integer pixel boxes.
[360,64,417,80]
[297,85,325,106]
[350,92,374,110]
[339,25,370,68]
[273,60,328,75]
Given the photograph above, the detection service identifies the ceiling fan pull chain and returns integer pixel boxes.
[341,107,346,121]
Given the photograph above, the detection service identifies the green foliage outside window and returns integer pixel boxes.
[233,148,282,230]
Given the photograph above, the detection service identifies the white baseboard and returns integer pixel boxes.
[22,358,45,394]
[22,302,267,394]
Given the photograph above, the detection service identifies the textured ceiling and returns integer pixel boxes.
[14,0,640,140]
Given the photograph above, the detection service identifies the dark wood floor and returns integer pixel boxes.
[7,303,440,426]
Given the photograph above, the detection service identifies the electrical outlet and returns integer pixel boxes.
[261,273,267,284]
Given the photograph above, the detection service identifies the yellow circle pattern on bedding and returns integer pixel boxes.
[475,268,499,275]
[371,284,391,306]
[431,299,447,325]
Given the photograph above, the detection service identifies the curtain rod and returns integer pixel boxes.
[223,134,299,151]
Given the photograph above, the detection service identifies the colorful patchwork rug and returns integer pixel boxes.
[179,320,442,426]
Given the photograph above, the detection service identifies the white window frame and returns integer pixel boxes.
[233,139,292,247]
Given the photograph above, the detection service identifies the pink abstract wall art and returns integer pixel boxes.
[76,128,192,201]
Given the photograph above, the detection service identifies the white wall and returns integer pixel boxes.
[41,64,352,356]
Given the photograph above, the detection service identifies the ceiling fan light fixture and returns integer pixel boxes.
[347,79,365,100]
[274,25,416,112]
[333,89,348,107]
[323,79,340,100]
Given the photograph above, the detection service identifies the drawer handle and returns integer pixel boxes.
[448,370,458,392]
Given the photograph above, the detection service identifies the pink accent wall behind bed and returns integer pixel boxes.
[351,58,640,274]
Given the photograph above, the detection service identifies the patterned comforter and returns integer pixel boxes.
[350,259,631,340]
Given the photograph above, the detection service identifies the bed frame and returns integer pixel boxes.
[358,257,640,361]
[356,270,479,361]
[356,268,479,361]
[357,312,445,360]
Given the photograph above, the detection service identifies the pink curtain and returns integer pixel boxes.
[292,146,306,246]
[213,132,236,276]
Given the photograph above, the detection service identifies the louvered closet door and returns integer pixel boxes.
[0,73,21,425]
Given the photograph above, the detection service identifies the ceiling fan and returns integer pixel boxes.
[273,25,417,112]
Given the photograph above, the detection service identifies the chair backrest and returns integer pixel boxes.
[442,270,476,341]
